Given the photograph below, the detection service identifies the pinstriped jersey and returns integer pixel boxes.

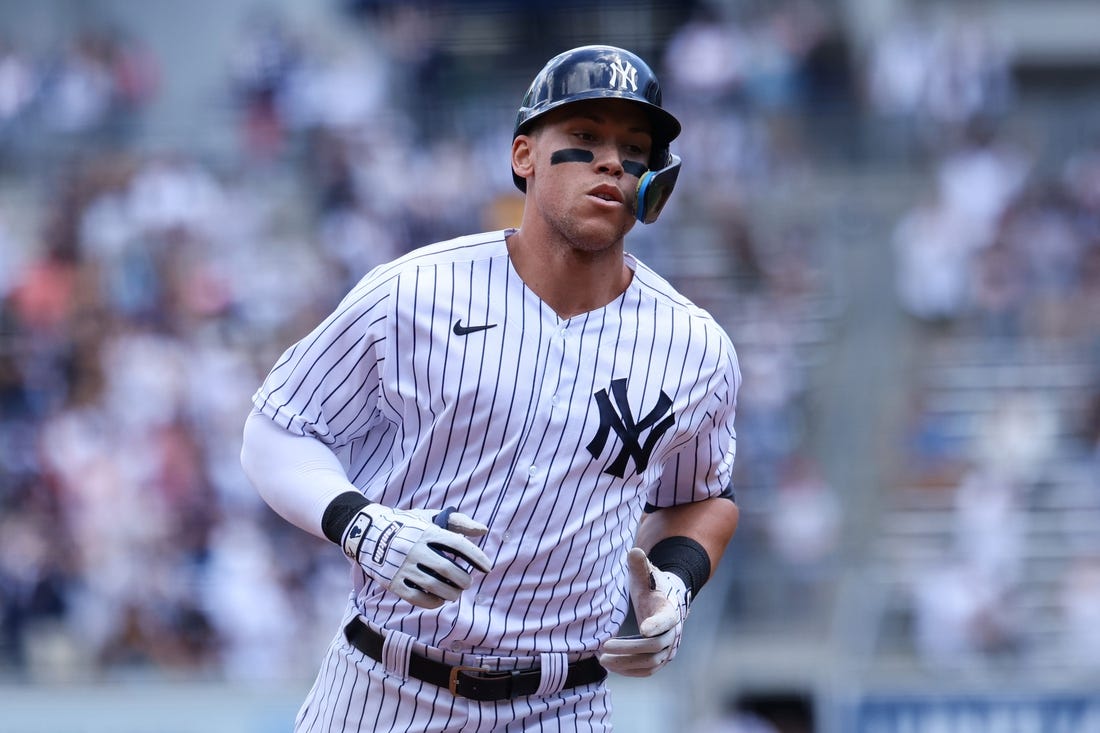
[253,229,740,658]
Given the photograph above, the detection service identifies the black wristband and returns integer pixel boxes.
[321,491,371,545]
[647,536,711,599]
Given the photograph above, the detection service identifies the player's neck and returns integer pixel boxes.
[505,229,633,320]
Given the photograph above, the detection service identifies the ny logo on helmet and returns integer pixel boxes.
[609,59,638,92]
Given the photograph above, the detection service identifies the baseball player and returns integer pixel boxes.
[240,45,741,732]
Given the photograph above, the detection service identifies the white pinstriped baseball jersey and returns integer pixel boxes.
[253,228,739,659]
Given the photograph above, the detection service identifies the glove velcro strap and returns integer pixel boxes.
[323,490,372,546]
[647,536,710,600]
[342,510,374,560]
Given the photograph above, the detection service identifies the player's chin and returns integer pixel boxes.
[567,212,635,251]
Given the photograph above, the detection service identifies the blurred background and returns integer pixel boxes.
[0,0,1098,731]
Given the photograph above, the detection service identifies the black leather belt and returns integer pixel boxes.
[343,617,607,701]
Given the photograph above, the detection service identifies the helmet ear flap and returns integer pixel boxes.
[634,154,681,224]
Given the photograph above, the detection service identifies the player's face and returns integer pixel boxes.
[521,99,653,252]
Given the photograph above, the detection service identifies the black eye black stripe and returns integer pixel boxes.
[550,148,594,164]
[550,148,648,179]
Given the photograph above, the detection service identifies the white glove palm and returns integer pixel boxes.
[342,505,493,609]
[598,547,690,677]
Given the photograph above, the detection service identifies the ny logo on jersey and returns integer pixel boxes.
[587,378,674,478]
[608,59,638,92]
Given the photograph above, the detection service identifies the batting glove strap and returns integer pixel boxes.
[341,504,493,610]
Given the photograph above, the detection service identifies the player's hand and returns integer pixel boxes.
[341,504,493,609]
[598,547,690,677]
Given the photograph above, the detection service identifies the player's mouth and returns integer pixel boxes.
[587,183,625,207]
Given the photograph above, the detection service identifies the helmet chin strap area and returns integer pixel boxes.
[634,154,681,224]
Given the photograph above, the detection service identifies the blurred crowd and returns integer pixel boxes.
[0,26,158,162]
[878,9,1100,674]
[892,119,1100,670]
[0,0,1097,702]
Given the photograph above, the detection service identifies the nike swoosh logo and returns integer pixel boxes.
[453,319,497,336]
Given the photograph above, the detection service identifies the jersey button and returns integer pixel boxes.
[450,641,463,652]
[502,531,512,542]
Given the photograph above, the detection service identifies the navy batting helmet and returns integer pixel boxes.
[512,45,683,224]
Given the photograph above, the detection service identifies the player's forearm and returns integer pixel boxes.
[635,496,739,586]
[240,409,359,541]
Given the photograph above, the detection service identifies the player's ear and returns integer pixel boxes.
[511,135,535,189]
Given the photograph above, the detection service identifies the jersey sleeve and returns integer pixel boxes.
[251,272,393,446]
[648,333,740,509]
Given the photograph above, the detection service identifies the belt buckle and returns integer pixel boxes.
[448,664,490,697]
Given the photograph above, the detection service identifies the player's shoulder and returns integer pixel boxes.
[629,255,722,325]
[344,230,508,297]
[334,230,507,312]
[387,230,509,272]
[629,254,739,353]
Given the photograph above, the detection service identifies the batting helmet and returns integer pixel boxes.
[512,45,682,224]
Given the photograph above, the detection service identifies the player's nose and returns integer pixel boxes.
[593,144,625,178]
[594,140,629,178]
